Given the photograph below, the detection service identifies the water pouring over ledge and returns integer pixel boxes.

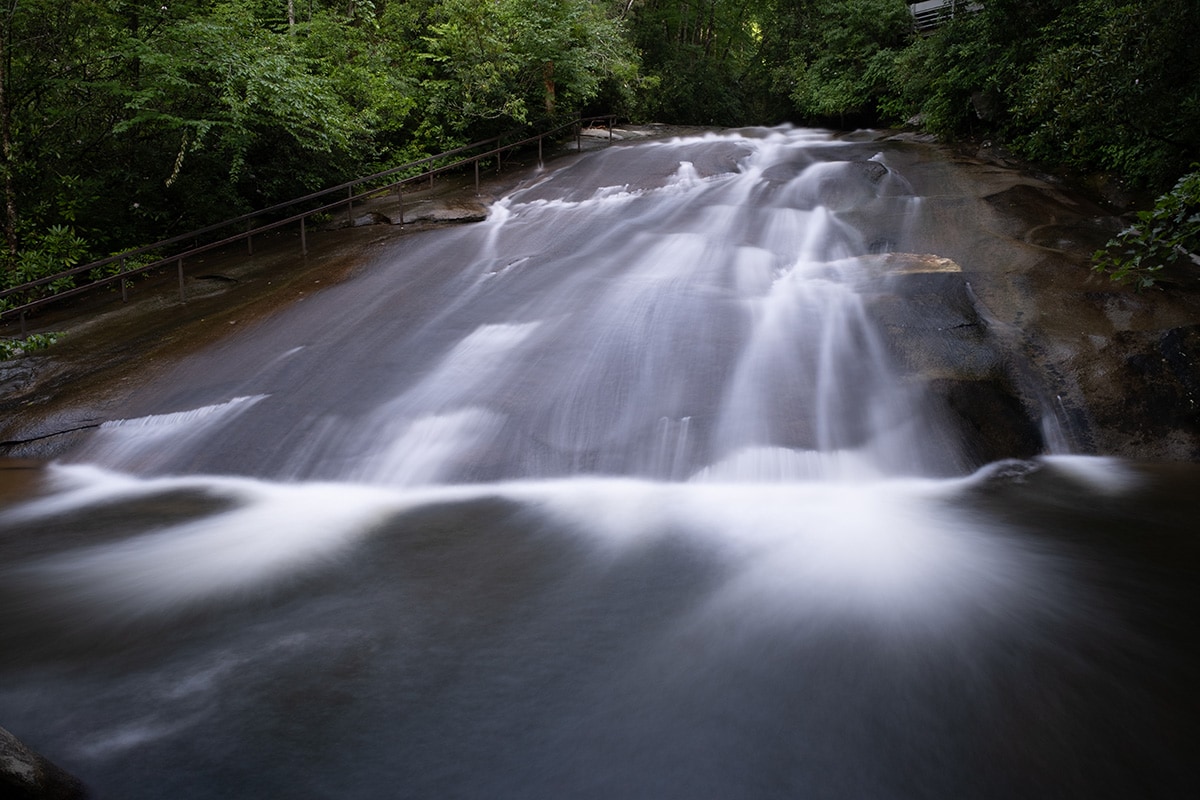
[1,128,1198,799]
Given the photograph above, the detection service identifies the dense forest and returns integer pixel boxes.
[2,0,1199,295]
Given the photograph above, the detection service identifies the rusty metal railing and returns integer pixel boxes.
[0,115,616,334]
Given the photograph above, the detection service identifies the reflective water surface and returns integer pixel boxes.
[1,128,1197,799]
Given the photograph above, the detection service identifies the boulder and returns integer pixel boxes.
[0,725,87,800]
[860,253,1048,465]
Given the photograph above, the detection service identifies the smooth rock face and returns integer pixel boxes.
[1,126,1198,464]
[883,136,1200,460]
[0,726,87,800]
[860,254,1045,463]
[1094,324,1200,450]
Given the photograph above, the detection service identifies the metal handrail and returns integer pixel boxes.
[909,0,982,32]
[1,115,616,329]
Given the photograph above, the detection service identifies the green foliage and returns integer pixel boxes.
[1094,167,1200,289]
[0,332,60,361]
[3,0,1199,309]
[777,0,913,123]
[11,225,89,284]
[1,0,131,252]
[0,0,639,278]
[0,331,60,357]
[418,0,636,135]
[116,0,368,222]
[626,0,775,125]
[883,0,1200,191]
[886,12,997,134]
[1007,0,1199,188]
[295,8,420,166]
[88,251,162,283]
[0,225,90,312]
[419,0,531,130]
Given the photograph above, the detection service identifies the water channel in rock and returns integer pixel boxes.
[1,127,1197,799]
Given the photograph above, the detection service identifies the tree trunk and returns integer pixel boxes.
[287,0,296,32]
[543,61,556,116]
[0,9,18,259]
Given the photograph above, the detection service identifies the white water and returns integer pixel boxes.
[59,127,948,485]
[2,128,1195,799]
[1,461,1072,625]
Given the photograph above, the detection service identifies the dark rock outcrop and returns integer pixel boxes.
[860,253,1048,468]
[0,726,87,800]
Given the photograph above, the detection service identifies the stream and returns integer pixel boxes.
[1,127,1197,799]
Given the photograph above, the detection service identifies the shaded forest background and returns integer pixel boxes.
[2,0,1198,287]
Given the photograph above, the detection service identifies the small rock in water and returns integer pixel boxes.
[0,725,87,799]
[852,160,889,183]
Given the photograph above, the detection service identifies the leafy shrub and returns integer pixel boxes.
[779,0,914,124]
[0,332,61,361]
[886,11,999,135]
[88,251,161,284]
[0,225,91,314]
[1008,1,1194,188]
[5,225,89,288]
[1094,167,1200,288]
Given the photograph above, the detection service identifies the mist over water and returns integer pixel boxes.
[1,128,1197,799]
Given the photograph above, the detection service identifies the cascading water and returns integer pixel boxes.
[1,128,1197,799]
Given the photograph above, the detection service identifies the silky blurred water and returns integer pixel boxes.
[0,128,1196,799]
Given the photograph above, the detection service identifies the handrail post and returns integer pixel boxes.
[538,135,543,168]
[300,216,308,254]
[120,258,128,303]
[19,311,25,338]
[177,258,186,302]
[247,232,254,255]
[475,159,480,194]
[346,186,353,226]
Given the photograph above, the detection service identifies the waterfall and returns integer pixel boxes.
[1,128,1195,800]
[64,128,975,484]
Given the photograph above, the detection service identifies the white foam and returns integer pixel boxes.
[75,395,268,470]
[690,446,883,483]
[0,464,215,523]
[352,407,506,486]
[1040,455,1139,494]
[74,714,205,760]
[97,395,266,436]
[5,464,1061,630]
[8,469,404,617]
[345,321,539,484]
